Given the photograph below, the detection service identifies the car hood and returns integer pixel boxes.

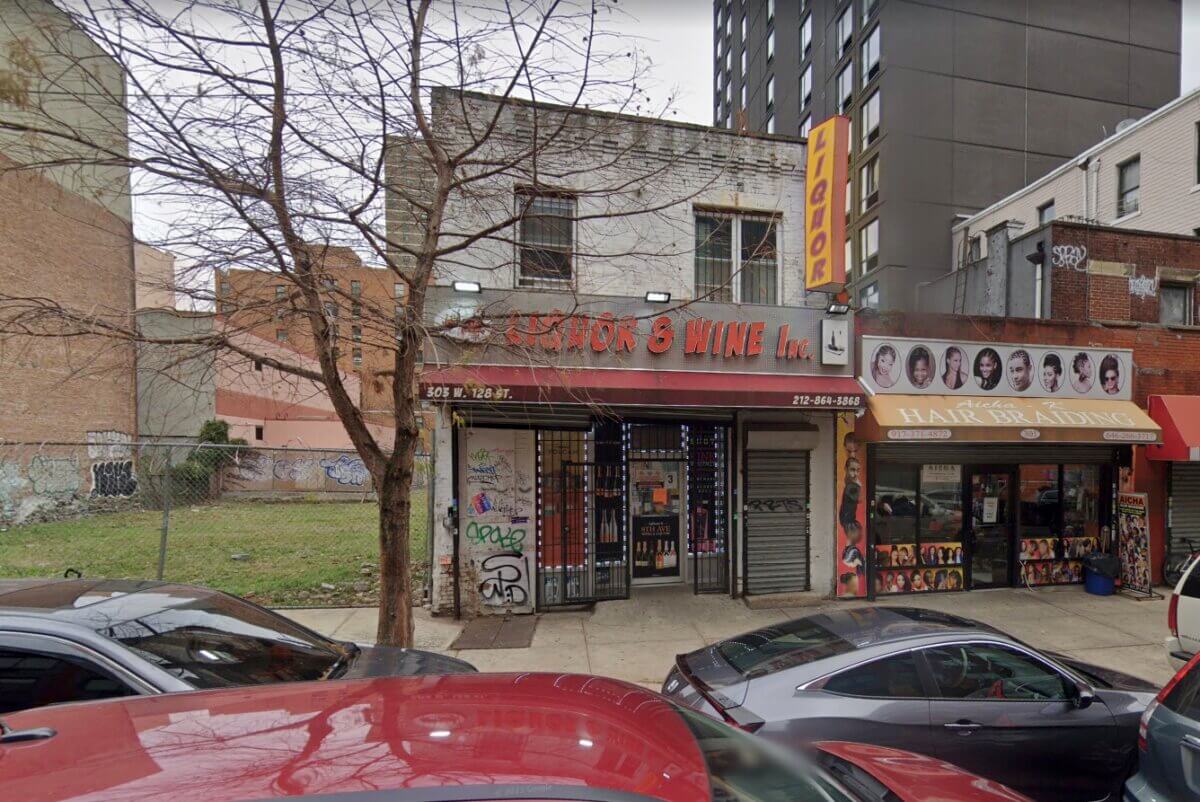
[340,644,477,677]
[814,741,1034,802]
[1046,652,1159,693]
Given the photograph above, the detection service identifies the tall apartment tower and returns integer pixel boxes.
[716,0,1181,311]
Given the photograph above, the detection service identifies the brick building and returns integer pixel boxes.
[215,243,404,442]
[397,91,865,616]
[0,0,136,445]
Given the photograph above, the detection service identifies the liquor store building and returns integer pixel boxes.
[421,288,863,616]
[835,335,1160,600]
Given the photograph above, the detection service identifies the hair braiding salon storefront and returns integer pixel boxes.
[420,288,863,616]
[835,336,1160,600]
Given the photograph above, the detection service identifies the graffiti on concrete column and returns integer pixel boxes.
[0,461,28,517]
[478,551,529,607]
[320,454,368,486]
[91,460,138,497]
[28,456,81,498]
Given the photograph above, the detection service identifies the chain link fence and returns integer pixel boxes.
[0,440,431,608]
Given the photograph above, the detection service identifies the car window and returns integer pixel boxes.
[673,705,856,802]
[822,652,925,698]
[1182,556,1200,598]
[715,617,855,679]
[0,647,135,713]
[1163,660,1200,721]
[923,644,1070,701]
[86,590,346,688]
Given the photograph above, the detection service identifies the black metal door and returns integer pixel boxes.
[538,461,629,606]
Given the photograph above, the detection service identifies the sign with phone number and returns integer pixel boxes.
[421,382,862,409]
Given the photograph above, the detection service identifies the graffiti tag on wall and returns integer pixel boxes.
[86,431,133,460]
[320,455,368,486]
[28,456,81,498]
[1050,245,1088,272]
[0,461,28,517]
[91,461,138,497]
[272,457,318,482]
[478,551,530,607]
[465,521,527,553]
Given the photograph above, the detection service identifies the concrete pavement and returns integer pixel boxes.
[282,584,1176,688]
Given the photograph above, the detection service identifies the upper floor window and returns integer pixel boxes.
[767,0,775,23]
[350,280,361,297]
[800,64,813,107]
[766,75,775,110]
[860,218,879,273]
[836,62,854,113]
[694,212,779,305]
[836,7,853,56]
[863,0,879,24]
[352,325,363,342]
[1117,157,1140,218]
[799,115,812,139]
[967,235,982,263]
[352,348,363,366]
[741,47,747,75]
[1195,122,1200,186]
[725,4,731,37]
[767,29,775,62]
[275,328,287,341]
[1161,283,1194,326]
[861,156,880,212]
[1037,200,1056,225]
[740,82,747,109]
[517,191,575,286]
[274,285,286,300]
[860,282,879,310]
[800,14,812,56]
[725,48,731,75]
[861,89,880,149]
[862,25,880,83]
[741,13,746,42]
[766,113,775,134]
[394,281,406,298]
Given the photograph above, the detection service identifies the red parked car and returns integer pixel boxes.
[0,673,1032,802]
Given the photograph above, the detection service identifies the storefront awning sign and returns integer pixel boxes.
[861,395,1161,444]
[1147,395,1200,461]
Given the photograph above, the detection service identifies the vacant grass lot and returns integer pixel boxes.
[0,494,428,607]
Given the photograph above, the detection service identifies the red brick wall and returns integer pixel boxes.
[0,157,136,442]
[1051,223,1200,326]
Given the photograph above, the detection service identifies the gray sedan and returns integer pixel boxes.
[0,578,474,714]
[662,606,1156,802]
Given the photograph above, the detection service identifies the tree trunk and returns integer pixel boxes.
[376,465,415,647]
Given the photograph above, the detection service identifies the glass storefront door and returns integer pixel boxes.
[969,470,1014,589]
[629,460,684,584]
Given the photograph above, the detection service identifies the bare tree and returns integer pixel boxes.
[0,0,751,645]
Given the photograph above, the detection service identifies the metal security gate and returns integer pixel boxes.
[689,424,729,593]
[1170,463,1200,569]
[744,450,810,594]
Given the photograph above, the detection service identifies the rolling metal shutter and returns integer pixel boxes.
[1171,464,1200,565]
[744,451,809,594]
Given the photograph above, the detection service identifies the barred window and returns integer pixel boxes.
[694,212,779,305]
[517,192,575,286]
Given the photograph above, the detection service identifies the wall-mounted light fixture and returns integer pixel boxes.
[644,291,671,303]
[452,280,482,294]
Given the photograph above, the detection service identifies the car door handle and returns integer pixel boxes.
[1182,734,1200,752]
[943,721,983,732]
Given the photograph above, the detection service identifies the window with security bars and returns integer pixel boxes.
[517,192,575,286]
[1117,157,1140,218]
[694,212,779,304]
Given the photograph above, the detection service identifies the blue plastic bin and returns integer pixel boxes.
[1084,568,1115,596]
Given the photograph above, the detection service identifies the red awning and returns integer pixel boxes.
[1147,395,1200,461]
[420,365,864,410]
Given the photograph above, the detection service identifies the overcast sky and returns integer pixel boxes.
[624,0,1200,126]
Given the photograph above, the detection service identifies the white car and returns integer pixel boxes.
[1166,554,1200,670]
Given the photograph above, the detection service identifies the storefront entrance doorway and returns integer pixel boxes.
[968,469,1014,589]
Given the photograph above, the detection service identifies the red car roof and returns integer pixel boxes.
[814,741,1035,802]
[0,674,713,802]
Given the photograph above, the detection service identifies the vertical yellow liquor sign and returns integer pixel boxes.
[804,116,851,293]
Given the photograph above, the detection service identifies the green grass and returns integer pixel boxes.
[0,493,428,607]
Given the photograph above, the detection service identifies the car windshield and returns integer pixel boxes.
[715,617,856,679]
[73,586,346,688]
[674,705,855,802]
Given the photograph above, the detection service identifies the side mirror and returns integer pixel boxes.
[1071,680,1096,710]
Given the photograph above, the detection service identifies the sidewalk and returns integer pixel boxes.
[282,584,1175,688]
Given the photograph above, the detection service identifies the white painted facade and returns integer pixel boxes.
[393,92,853,615]
[953,87,1200,262]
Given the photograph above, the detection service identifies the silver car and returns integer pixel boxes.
[663,606,1156,802]
[0,578,474,714]
[1125,654,1200,801]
